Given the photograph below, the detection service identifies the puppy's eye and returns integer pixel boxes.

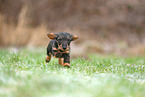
[58,39,61,41]
[68,39,71,41]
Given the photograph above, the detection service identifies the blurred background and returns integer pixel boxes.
[0,0,145,57]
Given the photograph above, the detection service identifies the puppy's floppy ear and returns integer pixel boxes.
[72,35,79,41]
[47,33,57,39]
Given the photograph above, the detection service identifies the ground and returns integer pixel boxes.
[0,48,145,97]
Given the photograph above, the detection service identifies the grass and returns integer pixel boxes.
[0,48,145,97]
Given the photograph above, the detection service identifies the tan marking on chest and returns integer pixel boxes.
[53,47,58,50]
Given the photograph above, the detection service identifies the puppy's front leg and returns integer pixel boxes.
[63,53,70,68]
[46,55,51,62]
[58,58,63,65]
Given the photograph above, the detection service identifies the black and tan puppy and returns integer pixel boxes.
[46,32,79,68]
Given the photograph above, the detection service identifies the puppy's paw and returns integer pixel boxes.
[63,63,70,68]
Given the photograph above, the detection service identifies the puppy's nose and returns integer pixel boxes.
[63,45,67,50]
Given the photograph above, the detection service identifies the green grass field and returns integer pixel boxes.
[0,48,145,97]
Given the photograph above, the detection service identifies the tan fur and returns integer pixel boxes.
[64,50,69,53]
[63,63,70,67]
[58,58,63,65]
[47,33,57,39]
[46,55,51,62]
[53,47,58,50]
[72,35,79,41]
[58,44,63,50]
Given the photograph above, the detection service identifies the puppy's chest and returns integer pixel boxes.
[51,47,69,58]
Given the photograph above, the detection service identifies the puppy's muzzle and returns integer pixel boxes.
[62,44,67,50]
[58,44,69,51]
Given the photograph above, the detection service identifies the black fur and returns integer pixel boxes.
[46,32,77,65]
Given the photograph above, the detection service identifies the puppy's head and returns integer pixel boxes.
[47,32,79,51]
